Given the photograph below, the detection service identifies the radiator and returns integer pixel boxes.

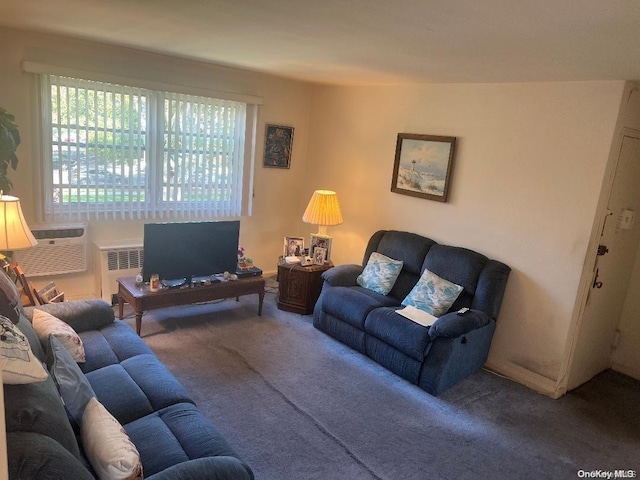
[94,241,143,303]
[15,224,88,277]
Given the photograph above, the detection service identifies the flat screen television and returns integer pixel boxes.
[143,220,240,282]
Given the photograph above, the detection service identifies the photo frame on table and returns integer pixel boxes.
[264,124,294,168]
[313,247,327,265]
[390,133,457,202]
[284,236,305,257]
[310,234,332,263]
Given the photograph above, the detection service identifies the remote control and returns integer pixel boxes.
[457,307,470,315]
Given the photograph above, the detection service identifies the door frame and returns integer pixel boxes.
[558,126,640,396]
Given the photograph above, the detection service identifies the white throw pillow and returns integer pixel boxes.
[82,397,143,480]
[0,315,48,384]
[32,309,86,363]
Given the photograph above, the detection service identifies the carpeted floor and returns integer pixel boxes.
[118,287,640,480]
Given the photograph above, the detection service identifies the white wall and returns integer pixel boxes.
[305,82,624,394]
[0,26,631,396]
[610,87,640,381]
[0,27,315,298]
[614,244,640,379]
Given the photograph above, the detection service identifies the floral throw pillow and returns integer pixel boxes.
[402,269,464,317]
[357,252,404,295]
[32,309,86,363]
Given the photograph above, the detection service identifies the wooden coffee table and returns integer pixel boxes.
[117,275,265,335]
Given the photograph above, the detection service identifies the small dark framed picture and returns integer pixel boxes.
[391,133,457,202]
[264,124,294,168]
[284,236,304,257]
[310,234,332,262]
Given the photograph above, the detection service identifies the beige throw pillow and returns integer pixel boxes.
[0,315,48,384]
[32,309,86,363]
[82,397,143,480]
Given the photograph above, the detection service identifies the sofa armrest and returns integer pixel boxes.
[23,300,115,333]
[428,309,491,340]
[321,264,363,287]
[147,457,254,480]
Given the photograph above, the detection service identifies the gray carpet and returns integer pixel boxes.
[118,288,640,480]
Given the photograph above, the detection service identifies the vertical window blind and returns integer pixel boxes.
[41,74,249,221]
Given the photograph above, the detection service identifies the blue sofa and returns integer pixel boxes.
[313,230,511,395]
[4,296,253,479]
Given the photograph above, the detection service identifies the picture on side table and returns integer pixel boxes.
[284,236,304,257]
[391,133,457,202]
[264,124,294,168]
[310,234,332,262]
[313,247,327,265]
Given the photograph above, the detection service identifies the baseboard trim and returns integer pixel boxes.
[484,360,562,398]
[611,362,640,382]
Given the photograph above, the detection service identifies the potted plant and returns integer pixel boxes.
[0,107,21,194]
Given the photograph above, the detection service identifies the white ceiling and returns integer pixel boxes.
[2,0,640,86]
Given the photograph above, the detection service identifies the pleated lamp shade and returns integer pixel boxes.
[0,195,37,251]
[302,190,343,236]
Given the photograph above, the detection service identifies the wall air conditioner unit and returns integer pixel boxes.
[94,241,143,304]
[15,224,88,277]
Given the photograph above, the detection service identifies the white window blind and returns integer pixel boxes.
[40,74,249,221]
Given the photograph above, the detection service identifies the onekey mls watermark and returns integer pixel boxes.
[577,471,637,479]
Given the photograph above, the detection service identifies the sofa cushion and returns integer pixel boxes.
[4,374,81,459]
[7,432,93,480]
[15,312,46,362]
[125,402,246,478]
[80,320,154,373]
[423,244,487,310]
[357,252,403,295]
[33,308,86,362]
[86,353,194,425]
[402,269,463,317]
[322,286,390,330]
[368,231,435,275]
[1,315,48,384]
[364,307,432,361]
[0,269,22,324]
[25,299,116,333]
[47,335,96,426]
[82,397,143,480]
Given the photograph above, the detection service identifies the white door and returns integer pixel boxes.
[567,134,640,390]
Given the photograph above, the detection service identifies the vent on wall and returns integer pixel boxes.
[94,242,143,304]
[15,224,88,277]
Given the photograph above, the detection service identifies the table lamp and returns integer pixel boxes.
[0,195,37,267]
[302,189,343,237]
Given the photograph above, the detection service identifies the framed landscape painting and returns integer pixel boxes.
[390,133,457,202]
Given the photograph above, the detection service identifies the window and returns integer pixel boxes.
[40,75,249,220]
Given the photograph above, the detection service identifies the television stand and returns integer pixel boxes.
[117,274,265,336]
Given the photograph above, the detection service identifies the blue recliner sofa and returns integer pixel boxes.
[313,230,511,395]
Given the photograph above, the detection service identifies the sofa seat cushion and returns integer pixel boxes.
[80,321,153,373]
[364,307,432,361]
[86,353,194,425]
[322,286,396,330]
[7,432,94,480]
[125,402,250,478]
[4,374,81,459]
